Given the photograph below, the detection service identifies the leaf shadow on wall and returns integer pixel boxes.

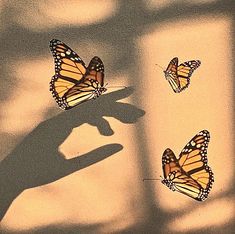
[0,87,145,221]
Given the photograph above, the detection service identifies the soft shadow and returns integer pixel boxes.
[0,87,145,221]
[1,0,234,233]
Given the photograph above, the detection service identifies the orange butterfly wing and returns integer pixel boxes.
[49,39,106,110]
[177,60,201,91]
[64,56,106,108]
[165,57,178,74]
[164,57,180,92]
[164,57,201,93]
[85,56,104,86]
[178,130,214,194]
[162,130,214,201]
[162,148,202,200]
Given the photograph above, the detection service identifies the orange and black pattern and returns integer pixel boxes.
[161,130,214,201]
[49,39,106,110]
[164,57,201,93]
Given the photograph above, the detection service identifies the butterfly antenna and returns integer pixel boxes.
[107,85,127,89]
[155,64,164,71]
[143,176,162,182]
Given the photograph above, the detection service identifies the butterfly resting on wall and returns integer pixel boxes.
[49,39,107,110]
[144,130,214,201]
[157,57,201,93]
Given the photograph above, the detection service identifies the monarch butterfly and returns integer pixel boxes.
[161,57,201,93]
[49,39,107,110]
[144,130,214,201]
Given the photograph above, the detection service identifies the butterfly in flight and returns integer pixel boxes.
[49,39,107,110]
[161,57,201,93]
[144,130,214,201]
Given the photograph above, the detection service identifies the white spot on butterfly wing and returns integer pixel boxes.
[191,141,196,146]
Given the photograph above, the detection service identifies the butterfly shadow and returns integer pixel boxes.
[0,87,145,221]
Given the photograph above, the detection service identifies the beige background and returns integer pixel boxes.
[0,1,234,233]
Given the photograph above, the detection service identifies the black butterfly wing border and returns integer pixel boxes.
[176,60,201,91]
[85,56,105,86]
[165,57,178,72]
[49,39,89,109]
[178,130,214,201]
[179,60,201,79]
[162,148,180,179]
[162,148,204,201]
[49,39,86,71]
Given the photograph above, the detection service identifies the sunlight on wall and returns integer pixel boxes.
[12,0,118,31]
[0,1,234,233]
[0,58,53,134]
[146,0,218,10]
[169,197,234,232]
[0,38,122,136]
[1,29,138,232]
[138,15,233,230]
[1,116,145,232]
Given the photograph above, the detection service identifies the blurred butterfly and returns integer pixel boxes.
[144,130,214,201]
[159,57,201,93]
[49,39,107,110]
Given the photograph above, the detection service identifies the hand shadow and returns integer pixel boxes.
[0,87,145,221]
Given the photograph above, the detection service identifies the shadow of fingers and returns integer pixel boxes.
[67,143,123,170]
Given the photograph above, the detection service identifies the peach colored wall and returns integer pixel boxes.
[0,1,234,233]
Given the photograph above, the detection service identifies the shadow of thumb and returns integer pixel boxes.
[65,143,124,173]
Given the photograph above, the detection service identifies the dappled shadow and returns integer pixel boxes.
[2,206,234,234]
[0,0,234,233]
[0,87,145,221]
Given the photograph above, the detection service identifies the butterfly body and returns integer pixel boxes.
[49,39,107,110]
[161,130,214,201]
[164,57,201,93]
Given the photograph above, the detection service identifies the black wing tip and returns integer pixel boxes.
[50,38,61,44]
[88,56,104,72]
[49,39,63,48]
[163,148,175,156]
[200,129,209,133]
[195,60,201,65]
[198,130,210,138]
[170,57,178,63]
[195,60,201,68]
[91,56,103,62]
[164,148,173,152]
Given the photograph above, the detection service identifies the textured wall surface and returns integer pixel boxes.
[0,1,234,233]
